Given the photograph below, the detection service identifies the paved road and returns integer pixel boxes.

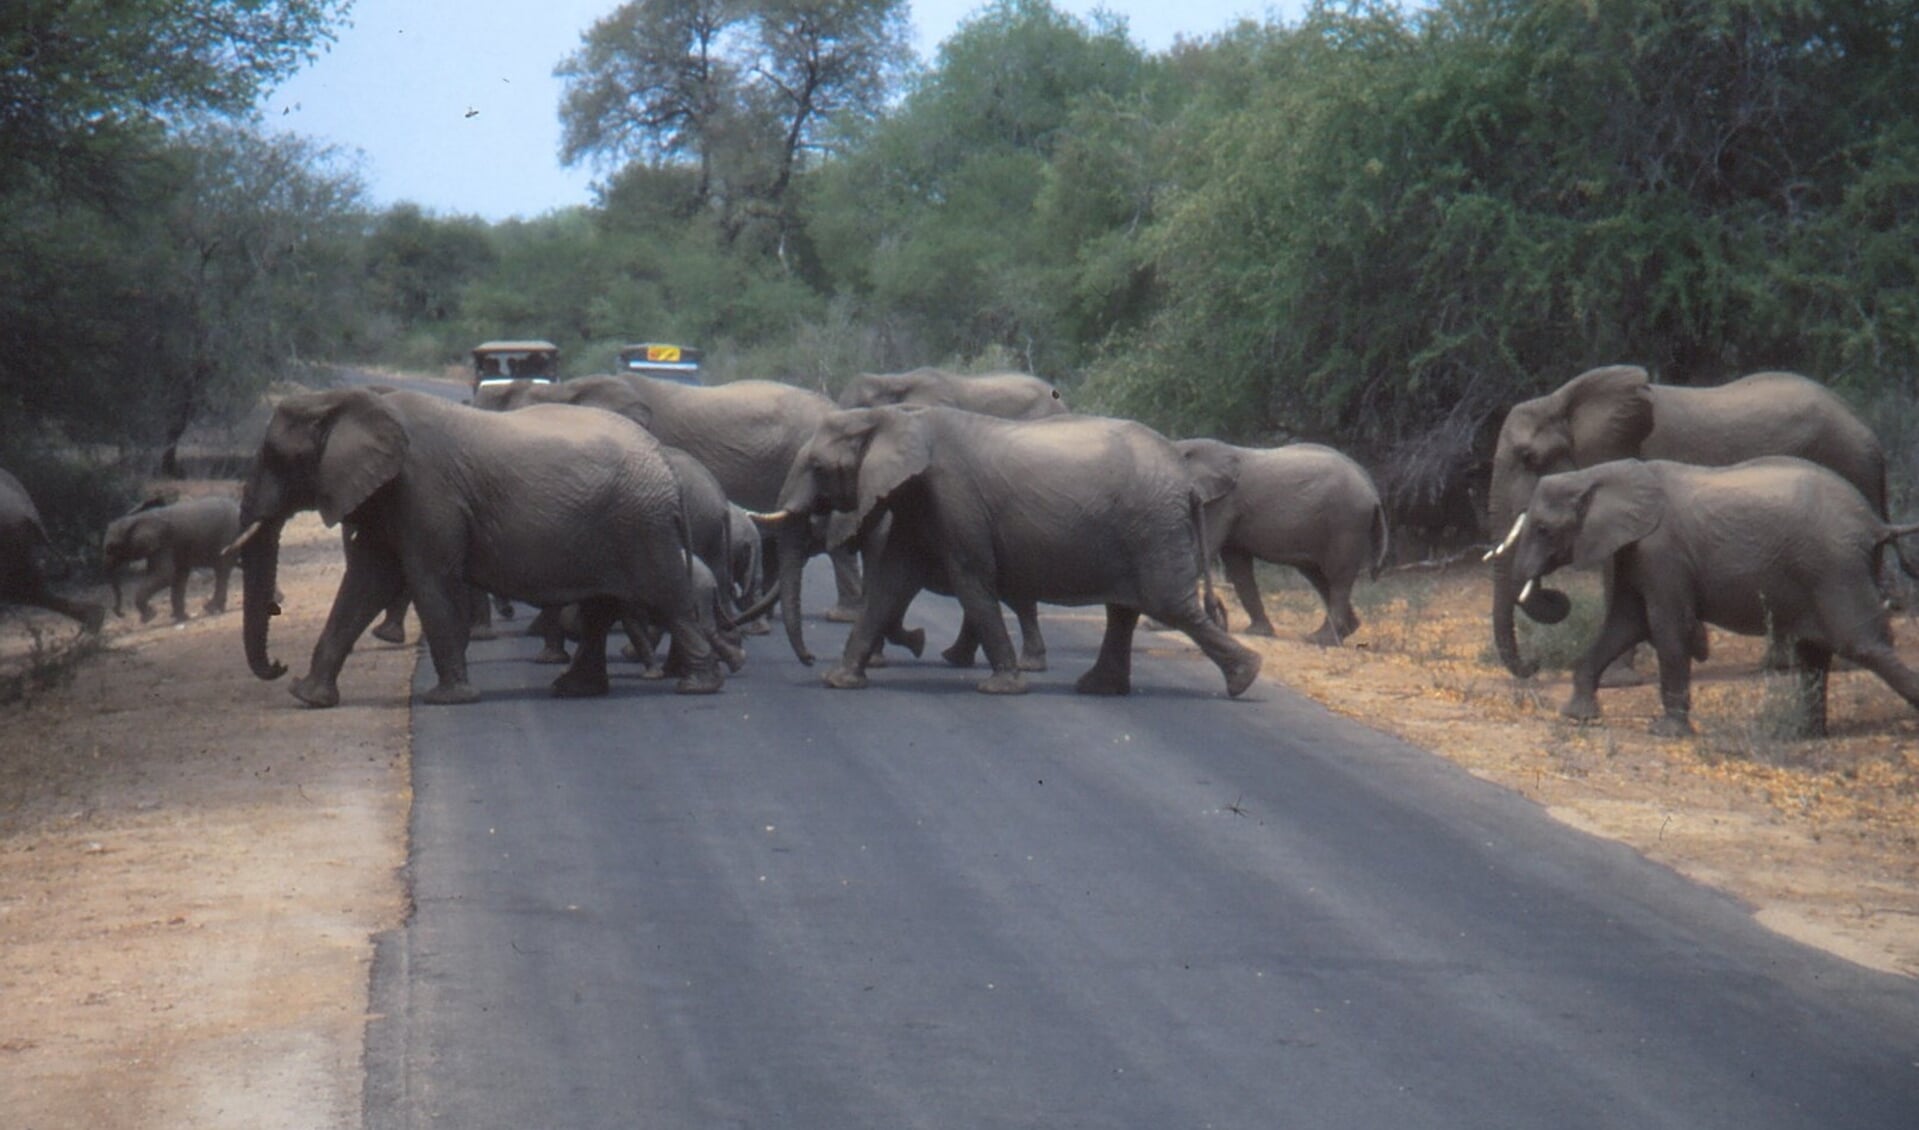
[366,564,1919,1129]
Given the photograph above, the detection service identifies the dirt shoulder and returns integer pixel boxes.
[0,510,411,1129]
[1,507,1915,1129]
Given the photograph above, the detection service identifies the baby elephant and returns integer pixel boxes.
[102,495,242,623]
[1178,439,1390,644]
[1506,457,1919,737]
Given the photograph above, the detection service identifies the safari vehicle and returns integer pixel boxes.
[471,340,560,393]
[618,342,703,386]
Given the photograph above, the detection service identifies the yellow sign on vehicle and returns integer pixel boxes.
[647,345,682,363]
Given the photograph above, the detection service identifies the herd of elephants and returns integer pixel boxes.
[5,363,1919,739]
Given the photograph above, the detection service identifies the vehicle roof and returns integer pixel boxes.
[472,340,559,353]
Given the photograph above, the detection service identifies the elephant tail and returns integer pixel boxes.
[1880,521,1919,582]
[1369,501,1391,580]
[1188,491,1228,628]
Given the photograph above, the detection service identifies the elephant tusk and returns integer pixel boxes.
[1518,578,1537,605]
[1484,512,1527,561]
[224,520,265,557]
[746,508,792,526]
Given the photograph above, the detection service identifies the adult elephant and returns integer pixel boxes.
[758,406,1261,697]
[1177,439,1390,645]
[476,374,862,619]
[0,467,105,632]
[837,367,1067,419]
[1485,366,1886,678]
[102,494,242,622]
[1506,457,1919,737]
[235,387,724,707]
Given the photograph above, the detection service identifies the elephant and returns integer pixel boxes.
[1487,366,1887,678]
[757,405,1262,697]
[474,373,864,619]
[101,494,242,622]
[1177,439,1390,644]
[836,368,1068,419]
[0,467,105,632]
[236,387,725,707]
[1505,456,1919,738]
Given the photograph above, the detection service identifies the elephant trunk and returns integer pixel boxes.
[241,517,289,680]
[776,515,814,666]
[1486,480,1537,679]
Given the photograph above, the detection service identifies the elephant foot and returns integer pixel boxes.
[371,621,406,645]
[1560,694,1602,723]
[1075,667,1131,696]
[419,680,480,705]
[824,603,862,623]
[82,606,106,634]
[551,670,610,698]
[1301,625,1342,648]
[1221,650,1262,698]
[289,676,341,709]
[637,666,667,680]
[138,606,156,624]
[532,646,571,665]
[469,624,498,642]
[674,669,725,695]
[895,627,926,658]
[940,643,978,669]
[1245,621,1277,638]
[716,638,747,674]
[866,649,891,669]
[1018,651,1048,673]
[823,665,869,689]
[741,618,772,636]
[1648,713,1695,738]
[977,671,1028,695]
[203,601,226,616]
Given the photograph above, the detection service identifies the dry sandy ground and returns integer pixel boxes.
[1,507,1915,1128]
[0,510,411,1129]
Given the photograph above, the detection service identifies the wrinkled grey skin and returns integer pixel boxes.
[768,406,1261,697]
[239,388,722,707]
[477,374,863,618]
[837,368,1068,419]
[726,503,770,634]
[1488,366,1887,678]
[1508,457,1919,738]
[1178,439,1390,645]
[0,468,105,632]
[102,494,242,622]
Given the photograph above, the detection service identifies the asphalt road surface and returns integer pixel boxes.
[365,565,1919,1129]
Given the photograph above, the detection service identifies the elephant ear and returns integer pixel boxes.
[1177,439,1239,504]
[316,391,408,526]
[1565,365,1655,463]
[1570,462,1663,568]
[855,408,931,533]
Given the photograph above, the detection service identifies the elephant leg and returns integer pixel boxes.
[620,613,661,673]
[371,594,408,644]
[827,554,919,689]
[494,594,516,620]
[206,559,232,615]
[1565,588,1648,723]
[943,573,1023,694]
[134,563,169,623]
[1164,599,1263,698]
[530,606,570,664]
[1076,604,1140,696]
[296,545,409,708]
[1837,636,1919,717]
[407,574,479,706]
[168,558,191,622]
[1221,548,1275,637]
[552,598,616,698]
[1012,600,1047,671]
[467,584,497,641]
[940,616,982,668]
[657,600,724,696]
[825,544,864,622]
[1306,562,1362,645]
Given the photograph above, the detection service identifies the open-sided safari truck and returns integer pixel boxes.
[618,342,703,385]
[471,340,560,394]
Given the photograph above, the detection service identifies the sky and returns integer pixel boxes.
[266,0,1302,221]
